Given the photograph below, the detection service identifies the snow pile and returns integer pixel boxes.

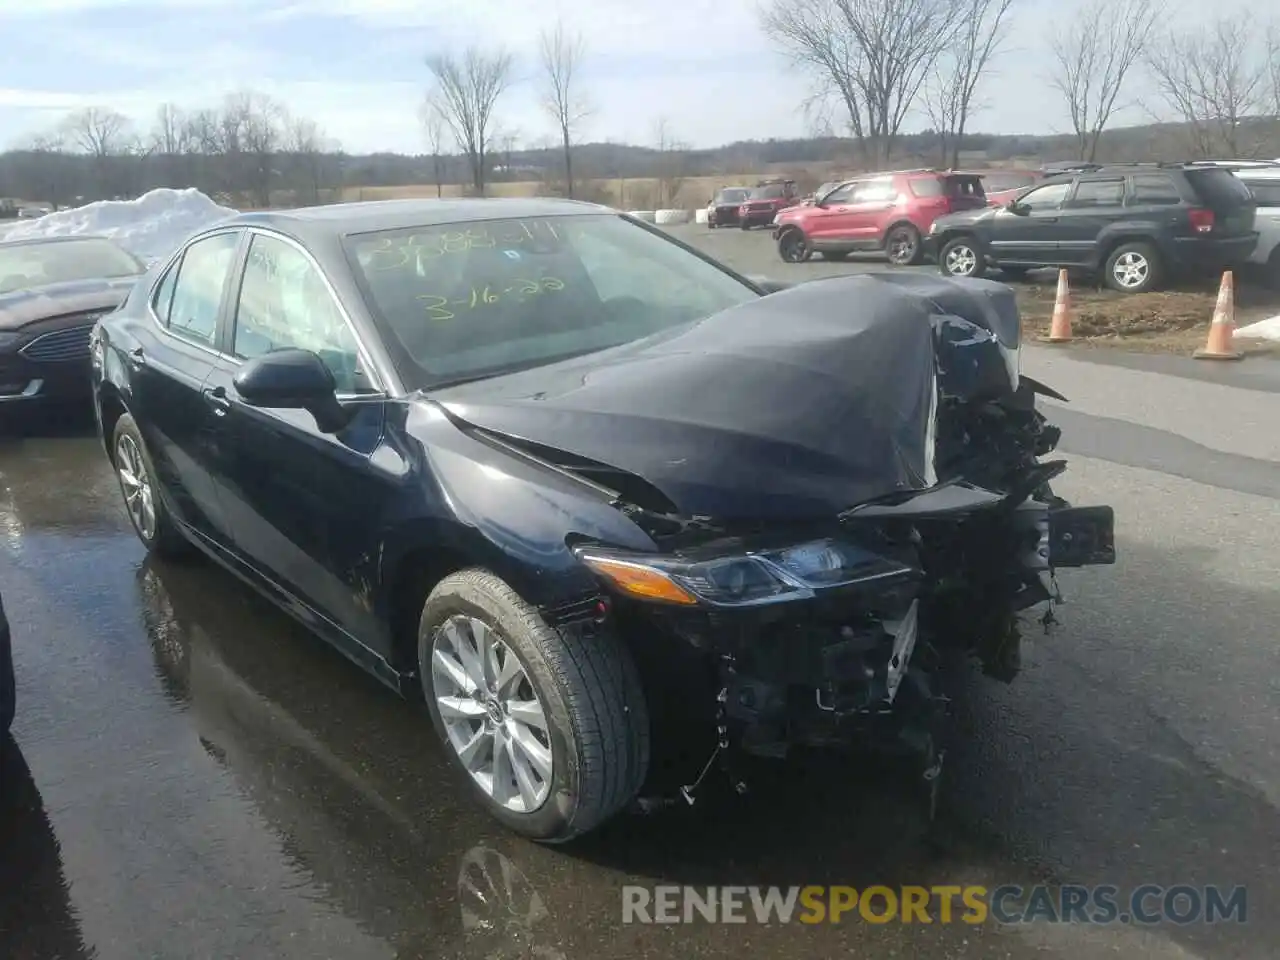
[1236,314,1280,341]
[2,188,237,264]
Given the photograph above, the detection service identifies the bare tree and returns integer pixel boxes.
[538,22,592,197]
[419,97,447,197]
[921,0,1017,168]
[1146,15,1271,158]
[1047,0,1161,162]
[761,0,963,165]
[426,46,514,195]
[1269,26,1280,118]
[652,118,688,208]
[61,106,132,158]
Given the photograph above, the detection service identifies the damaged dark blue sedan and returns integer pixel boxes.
[89,198,1115,842]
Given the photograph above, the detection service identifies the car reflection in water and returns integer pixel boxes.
[0,735,94,960]
[136,558,569,960]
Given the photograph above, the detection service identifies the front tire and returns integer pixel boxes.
[419,569,650,842]
[939,236,986,279]
[778,228,811,263]
[111,412,191,558]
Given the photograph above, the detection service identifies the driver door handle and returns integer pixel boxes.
[202,385,232,415]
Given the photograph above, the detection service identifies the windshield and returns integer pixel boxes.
[750,185,787,200]
[714,189,750,204]
[0,237,142,294]
[344,213,760,388]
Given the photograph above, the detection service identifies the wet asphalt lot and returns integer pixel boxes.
[4,225,1280,959]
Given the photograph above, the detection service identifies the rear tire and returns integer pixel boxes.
[111,413,192,558]
[1103,241,1161,293]
[419,569,650,842]
[885,224,923,266]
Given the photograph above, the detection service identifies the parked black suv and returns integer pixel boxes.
[925,163,1259,293]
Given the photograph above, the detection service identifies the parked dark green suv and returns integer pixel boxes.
[925,163,1258,293]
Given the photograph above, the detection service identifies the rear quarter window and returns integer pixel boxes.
[1185,169,1254,207]
[1237,179,1280,207]
[943,176,985,199]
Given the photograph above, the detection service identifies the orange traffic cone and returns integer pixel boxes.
[1042,268,1072,342]
[1194,271,1243,360]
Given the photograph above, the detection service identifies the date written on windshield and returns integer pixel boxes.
[364,220,566,270]
[415,276,566,320]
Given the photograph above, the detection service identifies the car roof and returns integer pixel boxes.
[223,197,615,241]
[1233,167,1280,180]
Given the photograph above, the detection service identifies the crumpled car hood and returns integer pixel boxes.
[433,274,1021,521]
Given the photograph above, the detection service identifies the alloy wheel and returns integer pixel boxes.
[1112,251,1149,289]
[431,615,553,813]
[944,243,978,276]
[115,433,156,542]
[780,231,807,263]
[887,228,918,265]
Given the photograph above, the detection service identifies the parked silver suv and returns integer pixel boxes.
[1232,167,1280,288]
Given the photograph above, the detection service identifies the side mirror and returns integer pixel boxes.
[233,348,350,433]
[1007,201,1028,215]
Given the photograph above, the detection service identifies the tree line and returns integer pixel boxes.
[2,8,1279,210]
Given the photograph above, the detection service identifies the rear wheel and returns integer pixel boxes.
[885,224,923,266]
[1263,246,1280,291]
[1103,241,1161,293]
[111,413,191,558]
[778,228,811,263]
[419,569,650,842]
[939,236,986,279]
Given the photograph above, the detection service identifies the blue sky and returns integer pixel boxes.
[0,0,1244,156]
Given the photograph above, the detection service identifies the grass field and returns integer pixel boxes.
[339,172,827,211]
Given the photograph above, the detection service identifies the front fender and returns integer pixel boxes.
[376,403,660,618]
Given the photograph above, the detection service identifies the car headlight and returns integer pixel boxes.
[574,538,915,608]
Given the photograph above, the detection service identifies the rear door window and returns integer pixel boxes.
[1127,174,1184,206]
[1186,169,1257,208]
[853,181,896,203]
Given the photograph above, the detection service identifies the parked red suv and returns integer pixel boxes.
[772,169,987,264]
[738,178,801,229]
[975,169,1041,207]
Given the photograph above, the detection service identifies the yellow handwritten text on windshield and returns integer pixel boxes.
[414,276,566,321]
[363,220,565,271]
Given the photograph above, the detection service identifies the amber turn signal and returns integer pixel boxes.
[577,555,699,605]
